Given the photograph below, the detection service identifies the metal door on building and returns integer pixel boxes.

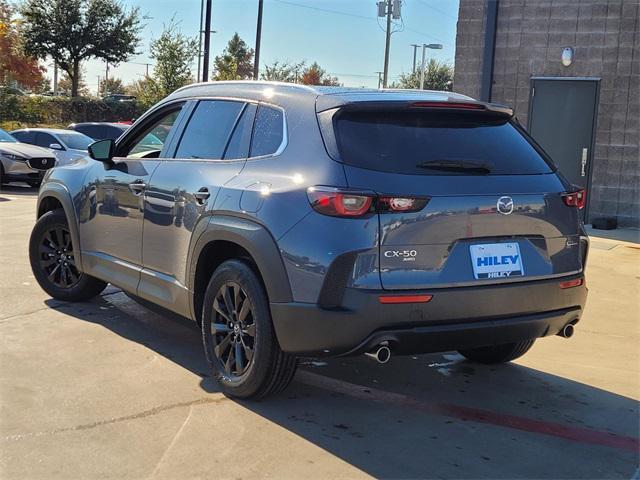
[528,78,599,216]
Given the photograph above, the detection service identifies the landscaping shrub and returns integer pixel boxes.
[0,93,143,126]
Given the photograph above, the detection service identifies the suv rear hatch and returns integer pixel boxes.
[317,99,586,290]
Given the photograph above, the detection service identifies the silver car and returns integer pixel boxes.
[10,128,93,166]
[0,129,56,187]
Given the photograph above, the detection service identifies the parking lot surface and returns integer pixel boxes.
[1,185,639,479]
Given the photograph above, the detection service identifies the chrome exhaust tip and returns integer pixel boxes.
[365,345,392,364]
[557,323,575,338]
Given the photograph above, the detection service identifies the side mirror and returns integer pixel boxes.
[49,143,64,151]
[88,139,115,163]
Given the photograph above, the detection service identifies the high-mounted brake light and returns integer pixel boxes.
[410,101,486,110]
[307,187,429,218]
[562,189,586,209]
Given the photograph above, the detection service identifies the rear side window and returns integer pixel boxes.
[224,103,256,160]
[334,110,553,175]
[250,105,284,157]
[12,131,34,144]
[176,100,245,160]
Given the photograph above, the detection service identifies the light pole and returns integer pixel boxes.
[419,43,443,90]
[410,44,420,73]
[202,0,212,82]
[253,0,264,80]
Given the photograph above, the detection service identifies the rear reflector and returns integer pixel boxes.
[559,278,583,289]
[562,189,586,209]
[379,294,433,304]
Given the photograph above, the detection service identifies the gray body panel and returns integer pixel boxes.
[35,81,588,356]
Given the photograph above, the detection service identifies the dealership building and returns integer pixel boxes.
[454,0,639,227]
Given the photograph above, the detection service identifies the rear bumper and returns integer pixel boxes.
[270,275,587,356]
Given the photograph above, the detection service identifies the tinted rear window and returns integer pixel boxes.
[334,110,553,175]
[250,106,284,157]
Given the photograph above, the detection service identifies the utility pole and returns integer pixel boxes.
[202,0,213,82]
[197,0,204,82]
[376,71,383,89]
[105,62,109,89]
[410,44,420,73]
[97,75,101,96]
[382,0,392,88]
[253,0,264,80]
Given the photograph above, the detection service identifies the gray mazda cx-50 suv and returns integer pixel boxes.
[29,82,588,399]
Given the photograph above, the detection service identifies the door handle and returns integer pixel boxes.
[581,148,588,177]
[193,187,210,205]
[129,181,146,195]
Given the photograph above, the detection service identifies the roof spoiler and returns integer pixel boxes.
[316,98,513,118]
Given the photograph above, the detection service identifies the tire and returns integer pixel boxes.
[458,339,535,364]
[201,259,297,399]
[29,209,107,301]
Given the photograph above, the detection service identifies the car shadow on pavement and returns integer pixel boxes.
[0,183,39,199]
[46,291,640,479]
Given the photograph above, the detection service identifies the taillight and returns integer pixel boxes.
[307,187,429,218]
[307,188,374,217]
[562,189,586,209]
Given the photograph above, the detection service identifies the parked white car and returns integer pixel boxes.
[10,128,93,166]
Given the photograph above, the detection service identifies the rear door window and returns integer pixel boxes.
[333,110,553,175]
[176,100,245,160]
[12,131,34,144]
[223,103,256,160]
[250,105,284,157]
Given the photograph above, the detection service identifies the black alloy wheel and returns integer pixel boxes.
[38,226,81,288]
[211,281,256,377]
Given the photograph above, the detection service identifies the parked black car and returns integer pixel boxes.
[67,122,129,141]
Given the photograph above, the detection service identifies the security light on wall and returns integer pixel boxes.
[561,47,574,67]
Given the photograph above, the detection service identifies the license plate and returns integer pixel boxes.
[470,242,524,279]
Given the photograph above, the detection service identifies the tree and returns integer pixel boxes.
[149,21,198,96]
[213,33,254,80]
[100,77,125,96]
[0,1,45,90]
[20,0,142,97]
[391,58,453,91]
[58,71,89,96]
[261,60,306,83]
[125,77,160,109]
[299,62,339,86]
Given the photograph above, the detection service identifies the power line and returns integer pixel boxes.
[415,0,457,21]
[272,0,376,21]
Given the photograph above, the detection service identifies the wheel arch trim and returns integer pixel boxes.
[36,183,83,271]
[187,215,293,320]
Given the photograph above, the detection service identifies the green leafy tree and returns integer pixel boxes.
[213,33,254,80]
[20,0,142,97]
[100,77,125,96]
[391,58,453,91]
[299,62,339,86]
[261,60,306,83]
[125,76,159,109]
[149,21,198,96]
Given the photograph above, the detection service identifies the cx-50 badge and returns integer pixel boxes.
[497,196,514,215]
[384,249,418,262]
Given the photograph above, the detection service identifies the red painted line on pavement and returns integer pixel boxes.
[298,371,640,453]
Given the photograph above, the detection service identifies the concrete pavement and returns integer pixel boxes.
[1,184,638,479]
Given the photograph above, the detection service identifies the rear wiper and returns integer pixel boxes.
[416,160,492,174]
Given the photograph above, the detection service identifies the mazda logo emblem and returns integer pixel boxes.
[41,159,47,165]
[497,196,514,215]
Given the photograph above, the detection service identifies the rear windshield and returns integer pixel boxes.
[333,110,553,175]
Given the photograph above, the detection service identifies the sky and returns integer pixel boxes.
[46,0,460,93]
